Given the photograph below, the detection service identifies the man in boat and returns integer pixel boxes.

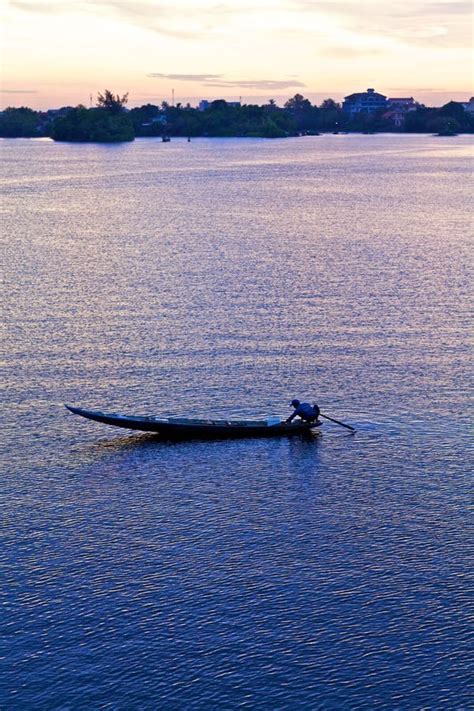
[286,399,321,424]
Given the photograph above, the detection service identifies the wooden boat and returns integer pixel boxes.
[65,405,321,439]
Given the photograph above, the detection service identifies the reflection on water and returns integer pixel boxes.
[1,135,472,710]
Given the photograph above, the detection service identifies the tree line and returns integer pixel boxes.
[0,91,472,142]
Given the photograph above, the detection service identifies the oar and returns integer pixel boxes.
[320,413,356,432]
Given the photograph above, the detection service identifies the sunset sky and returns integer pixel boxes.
[1,0,473,109]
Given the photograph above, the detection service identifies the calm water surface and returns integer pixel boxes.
[1,135,473,709]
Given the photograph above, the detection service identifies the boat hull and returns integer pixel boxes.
[65,405,321,439]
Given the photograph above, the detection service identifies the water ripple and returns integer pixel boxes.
[1,135,472,710]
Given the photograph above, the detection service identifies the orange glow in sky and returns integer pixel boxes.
[1,0,473,109]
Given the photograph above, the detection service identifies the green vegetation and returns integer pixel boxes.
[1,91,473,141]
[0,107,43,137]
[130,96,474,137]
[129,99,295,138]
[51,106,134,142]
[51,91,134,142]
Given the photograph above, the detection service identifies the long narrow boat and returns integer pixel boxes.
[65,404,321,439]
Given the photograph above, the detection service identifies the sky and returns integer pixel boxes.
[1,0,473,109]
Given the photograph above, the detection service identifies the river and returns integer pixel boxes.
[2,134,472,709]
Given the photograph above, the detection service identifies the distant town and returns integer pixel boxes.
[1,88,473,142]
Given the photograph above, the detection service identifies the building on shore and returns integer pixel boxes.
[342,88,387,115]
[141,115,167,128]
[383,97,420,127]
[198,99,241,111]
[462,97,474,114]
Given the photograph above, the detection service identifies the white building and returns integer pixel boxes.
[198,99,241,111]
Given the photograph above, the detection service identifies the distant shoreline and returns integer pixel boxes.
[1,132,470,143]
[1,94,472,142]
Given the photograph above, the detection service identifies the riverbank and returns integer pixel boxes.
[1,95,472,141]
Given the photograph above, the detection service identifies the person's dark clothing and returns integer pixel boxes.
[287,402,320,423]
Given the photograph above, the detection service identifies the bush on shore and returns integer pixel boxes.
[51,106,134,142]
[0,107,43,137]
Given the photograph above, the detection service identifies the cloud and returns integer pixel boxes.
[147,75,306,90]
[10,0,473,57]
[291,0,472,47]
[9,1,276,41]
[10,0,204,39]
[10,0,163,13]
[386,86,436,92]
[10,1,59,13]
[413,2,473,15]
[321,46,385,57]
[98,1,203,39]
[1,89,38,93]
[148,73,223,82]
[203,80,306,90]
[294,0,472,14]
